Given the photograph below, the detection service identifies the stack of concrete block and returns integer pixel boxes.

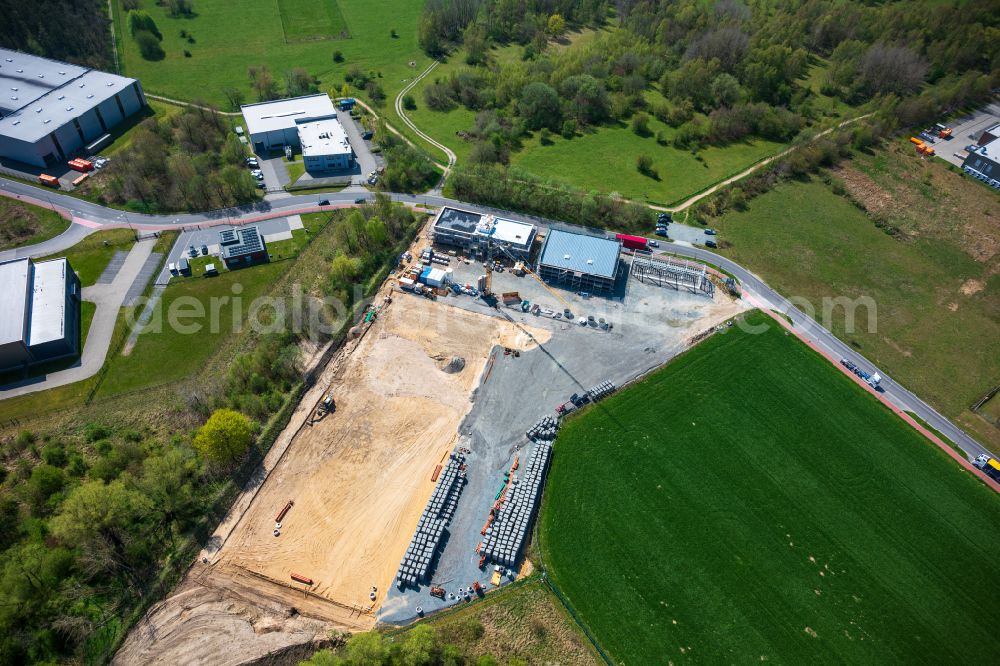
[479,442,551,568]
[586,380,616,402]
[396,452,466,588]
[526,415,559,441]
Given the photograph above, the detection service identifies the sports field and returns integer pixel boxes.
[277,0,349,42]
[538,310,1000,664]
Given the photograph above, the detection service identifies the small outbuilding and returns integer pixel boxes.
[220,226,268,269]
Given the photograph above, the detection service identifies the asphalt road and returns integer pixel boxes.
[0,174,989,462]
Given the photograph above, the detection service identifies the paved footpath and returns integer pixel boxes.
[0,237,156,398]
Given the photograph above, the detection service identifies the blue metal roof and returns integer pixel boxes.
[538,229,620,279]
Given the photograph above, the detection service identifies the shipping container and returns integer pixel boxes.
[398,277,416,292]
[419,266,433,283]
[615,233,648,251]
[68,158,93,172]
[426,268,448,287]
[38,174,59,188]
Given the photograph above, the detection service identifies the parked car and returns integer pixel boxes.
[254,173,264,181]
[201,244,209,255]
[705,240,718,248]
[704,228,717,235]
[648,239,659,248]
[657,212,672,222]
[250,169,263,177]
[245,157,258,166]
[655,229,668,237]
[188,245,197,258]
[256,181,266,189]
[168,262,177,274]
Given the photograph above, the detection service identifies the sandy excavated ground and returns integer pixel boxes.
[115,290,546,666]
[220,296,546,612]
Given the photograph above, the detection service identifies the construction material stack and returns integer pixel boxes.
[586,381,616,402]
[526,415,559,442]
[395,452,467,588]
[479,443,552,568]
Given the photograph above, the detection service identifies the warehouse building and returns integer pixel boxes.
[241,94,353,172]
[0,48,146,168]
[220,226,268,269]
[962,137,1000,189]
[0,257,81,371]
[430,207,536,260]
[536,229,622,294]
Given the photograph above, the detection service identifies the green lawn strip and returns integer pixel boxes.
[96,260,288,396]
[713,178,999,434]
[40,228,136,287]
[539,309,1000,664]
[905,411,965,457]
[286,160,306,184]
[0,197,72,251]
[113,0,428,110]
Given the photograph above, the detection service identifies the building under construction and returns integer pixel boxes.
[536,229,622,295]
[630,255,715,297]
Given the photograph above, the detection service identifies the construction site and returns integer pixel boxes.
[115,212,746,665]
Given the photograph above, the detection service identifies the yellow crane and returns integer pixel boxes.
[489,235,574,312]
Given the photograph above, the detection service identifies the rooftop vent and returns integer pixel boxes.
[12,120,19,125]
[563,254,571,260]
[65,106,73,111]
[79,83,85,88]
[86,94,93,99]
[10,87,17,91]
[58,71,65,75]
[37,74,44,79]
[16,68,23,73]
[10,96,17,101]
[586,259,594,265]
[106,82,114,87]
[35,107,42,113]
[57,95,64,100]
[4,58,11,62]
[43,119,51,123]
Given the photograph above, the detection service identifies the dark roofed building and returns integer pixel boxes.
[0,257,81,371]
[962,137,1000,189]
[536,229,622,294]
[220,226,268,269]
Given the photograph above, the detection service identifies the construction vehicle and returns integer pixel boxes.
[320,393,335,413]
[472,581,484,595]
[840,359,882,389]
[430,586,446,598]
[935,123,953,139]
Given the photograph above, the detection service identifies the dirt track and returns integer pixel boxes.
[116,284,547,665]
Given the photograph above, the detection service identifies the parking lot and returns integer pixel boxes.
[933,102,1000,168]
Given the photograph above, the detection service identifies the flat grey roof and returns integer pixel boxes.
[0,258,30,346]
[298,115,351,157]
[0,48,139,143]
[434,207,483,235]
[539,229,621,279]
[27,258,68,347]
[240,94,336,136]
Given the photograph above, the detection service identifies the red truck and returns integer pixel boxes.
[615,233,648,251]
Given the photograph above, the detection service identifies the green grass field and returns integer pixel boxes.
[0,198,71,251]
[96,260,289,396]
[41,229,136,287]
[538,310,1000,664]
[277,0,349,43]
[713,177,1000,451]
[512,122,781,205]
[113,0,427,109]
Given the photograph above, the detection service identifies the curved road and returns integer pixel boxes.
[0,175,990,463]
[393,60,457,185]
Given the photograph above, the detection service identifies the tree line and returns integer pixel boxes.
[90,103,258,213]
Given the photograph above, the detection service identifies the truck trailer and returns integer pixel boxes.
[616,233,649,251]
[974,455,1000,482]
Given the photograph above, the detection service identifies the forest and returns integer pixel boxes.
[418,0,998,215]
[0,0,113,70]
[88,104,260,213]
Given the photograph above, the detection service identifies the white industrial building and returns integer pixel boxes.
[241,94,353,172]
[962,136,1000,189]
[0,257,81,371]
[430,207,537,260]
[0,48,146,168]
